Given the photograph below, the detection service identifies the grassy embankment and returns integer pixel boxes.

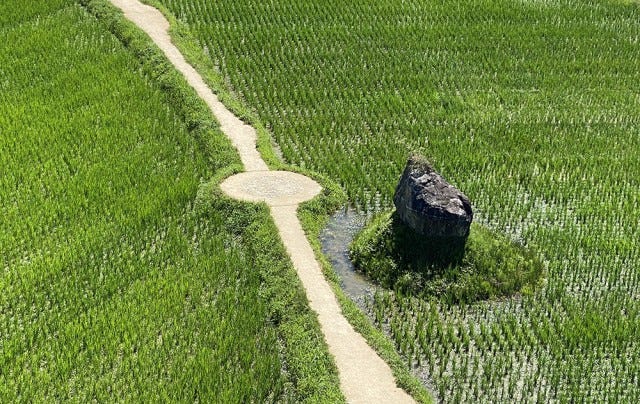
[136,0,436,400]
[150,0,640,401]
[0,1,342,401]
[350,211,544,305]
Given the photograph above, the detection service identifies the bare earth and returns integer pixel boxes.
[109,0,414,402]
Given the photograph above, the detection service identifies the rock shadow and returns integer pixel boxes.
[387,212,468,276]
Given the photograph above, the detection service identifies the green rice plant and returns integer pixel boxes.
[153,0,640,400]
[0,1,342,401]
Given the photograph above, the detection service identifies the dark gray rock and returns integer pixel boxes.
[393,156,473,238]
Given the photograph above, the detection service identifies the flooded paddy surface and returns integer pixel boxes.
[319,208,376,302]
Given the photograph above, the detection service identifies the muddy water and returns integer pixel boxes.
[319,208,376,301]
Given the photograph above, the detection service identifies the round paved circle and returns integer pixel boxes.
[220,171,322,206]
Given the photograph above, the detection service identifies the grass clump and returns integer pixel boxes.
[351,211,544,305]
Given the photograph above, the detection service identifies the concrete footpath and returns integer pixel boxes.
[109,1,414,402]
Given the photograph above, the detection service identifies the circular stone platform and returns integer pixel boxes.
[220,171,322,206]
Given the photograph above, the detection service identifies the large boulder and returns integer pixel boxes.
[393,156,473,238]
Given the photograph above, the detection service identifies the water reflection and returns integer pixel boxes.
[319,207,376,301]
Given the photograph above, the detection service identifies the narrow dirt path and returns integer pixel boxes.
[109,0,267,172]
[109,1,414,402]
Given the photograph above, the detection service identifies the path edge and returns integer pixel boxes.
[80,1,345,401]
[106,0,433,401]
[299,195,436,404]
[140,0,284,170]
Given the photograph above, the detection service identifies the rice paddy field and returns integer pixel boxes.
[155,0,640,401]
[0,1,341,401]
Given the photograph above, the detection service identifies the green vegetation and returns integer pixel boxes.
[0,0,342,401]
[351,212,544,304]
[299,196,434,403]
[152,0,640,400]
[196,172,344,403]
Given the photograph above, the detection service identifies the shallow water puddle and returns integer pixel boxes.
[319,207,376,301]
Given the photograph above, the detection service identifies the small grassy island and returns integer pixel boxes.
[350,211,544,304]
